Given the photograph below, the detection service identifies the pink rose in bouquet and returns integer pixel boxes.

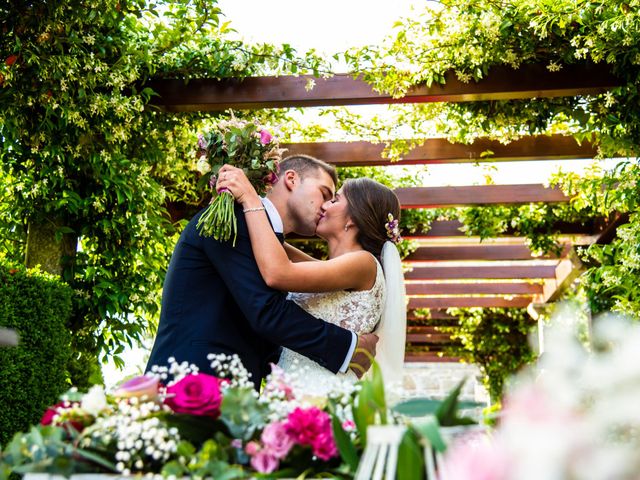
[250,450,279,474]
[164,373,222,418]
[261,421,295,459]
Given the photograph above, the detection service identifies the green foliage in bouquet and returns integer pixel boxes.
[0,262,73,446]
[196,119,284,245]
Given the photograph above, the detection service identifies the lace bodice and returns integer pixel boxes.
[277,257,385,396]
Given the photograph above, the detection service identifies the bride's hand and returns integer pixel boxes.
[216,165,261,207]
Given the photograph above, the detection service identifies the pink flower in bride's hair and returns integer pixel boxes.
[260,129,273,145]
[250,451,279,473]
[164,373,222,418]
[261,421,294,459]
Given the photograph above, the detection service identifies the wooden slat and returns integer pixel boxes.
[396,184,570,208]
[403,219,600,238]
[408,296,533,309]
[405,265,558,280]
[406,333,453,343]
[405,244,569,261]
[407,309,455,321]
[406,282,543,295]
[283,135,595,166]
[405,352,461,363]
[407,326,455,334]
[147,63,620,111]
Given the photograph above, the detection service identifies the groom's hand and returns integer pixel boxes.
[349,333,379,379]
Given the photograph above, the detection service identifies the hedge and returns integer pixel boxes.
[0,261,73,447]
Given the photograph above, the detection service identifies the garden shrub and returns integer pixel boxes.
[0,261,73,446]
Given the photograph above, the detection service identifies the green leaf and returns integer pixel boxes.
[412,416,446,453]
[330,414,359,471]
[396,430,424,480]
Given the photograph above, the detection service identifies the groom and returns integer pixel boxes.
[146,154,378,388]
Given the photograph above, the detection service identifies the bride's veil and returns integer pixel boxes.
[374,241,407,385]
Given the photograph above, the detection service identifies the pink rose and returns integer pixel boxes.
[113,375,159,400]
[260,129,273,145]
[245,440,261,456]
[40,401,84,432]
[312,432,338,461]
[261,421,294,459]
[164,373,222,418]
[251,451,279,473]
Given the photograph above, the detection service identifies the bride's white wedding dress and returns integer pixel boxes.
[277,257,386,396]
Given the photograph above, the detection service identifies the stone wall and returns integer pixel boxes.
[401,362,489,405]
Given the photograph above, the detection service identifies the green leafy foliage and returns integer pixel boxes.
[0,262,73,446]
[444,308,537,402]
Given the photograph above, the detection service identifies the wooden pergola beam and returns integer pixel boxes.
[146,63,620,111]
[407,309,455,321]
[405,244,570,261]
[396,184,571,208]
[406,332,455,343]
[405,265,558,280]
[409,296,533,309]
[405,352,460,363]
[406,282,543,295]
[283,135,596,167]
[403,219,600,238]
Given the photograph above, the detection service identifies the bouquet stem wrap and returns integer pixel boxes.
[197,190,238,245]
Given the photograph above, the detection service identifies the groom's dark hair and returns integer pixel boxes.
[280,154,338,186]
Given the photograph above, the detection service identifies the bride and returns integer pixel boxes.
[216,166,406,395]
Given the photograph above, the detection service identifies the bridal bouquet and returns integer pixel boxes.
[196,117,284,246]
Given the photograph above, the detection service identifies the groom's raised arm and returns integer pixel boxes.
[199,209,353,374]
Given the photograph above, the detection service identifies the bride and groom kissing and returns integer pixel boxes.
[146,154,406,395]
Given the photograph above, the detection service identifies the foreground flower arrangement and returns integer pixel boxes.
[0,354,368,479]
[439,309,640,480]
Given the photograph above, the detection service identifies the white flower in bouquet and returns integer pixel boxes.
[80,384,108,417]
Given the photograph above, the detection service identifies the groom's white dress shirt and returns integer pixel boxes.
[261,197,357,373]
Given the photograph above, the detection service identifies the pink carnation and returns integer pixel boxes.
[285,407,326,445]
[261,421,295,459]
[260,129,273,145]
[250,450,279,473]
[312,432,338,461]
[164,373,222,418]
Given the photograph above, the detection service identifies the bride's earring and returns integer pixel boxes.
[344,224,350,232]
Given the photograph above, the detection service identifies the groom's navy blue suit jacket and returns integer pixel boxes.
[146,205,353,388]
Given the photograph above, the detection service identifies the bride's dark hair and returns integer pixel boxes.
[342,178,401,259]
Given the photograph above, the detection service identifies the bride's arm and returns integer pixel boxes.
[284,242,320,263]
[217,166,376,293]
